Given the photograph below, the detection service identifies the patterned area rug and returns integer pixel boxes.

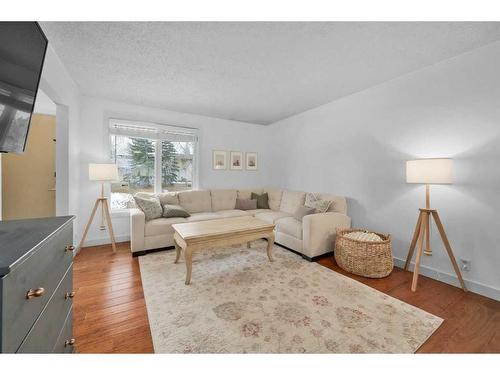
[138,241,443,353]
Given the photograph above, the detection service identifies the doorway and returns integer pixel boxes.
[1,90,56,220]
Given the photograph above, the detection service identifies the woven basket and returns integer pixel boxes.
[334,228,393,278]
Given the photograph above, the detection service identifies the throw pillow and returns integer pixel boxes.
[157,191,179,206]
[235,198,257,210]
[162,204,190,218]
[134,195,162,221]
[344,231,383,242]
[251,192,270,209]
[293,205,316,221]
[305,192,332,213]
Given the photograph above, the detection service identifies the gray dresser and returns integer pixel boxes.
[0,216,75,353]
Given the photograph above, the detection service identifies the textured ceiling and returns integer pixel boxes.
[41,22,500,125]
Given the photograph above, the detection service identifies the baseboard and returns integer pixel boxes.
[79,235,130,249]
[393,257,500,301]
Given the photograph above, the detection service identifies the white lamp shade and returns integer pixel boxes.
[88,163,119,181]
[406,158,453,184]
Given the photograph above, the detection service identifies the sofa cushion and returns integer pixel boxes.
[178,190,212,213]
[254,211,292,224]
[246,209,272,216]
[264,188,283,211]
[275,217,303,239]
[251,192,270,209]
[280,190,306,214]
[145,217,187,236]
[215,209,251,218]
[157,191,179,206]
[211,189,237,211]
[185,212,222,222]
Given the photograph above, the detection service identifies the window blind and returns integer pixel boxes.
[109,119,198,142]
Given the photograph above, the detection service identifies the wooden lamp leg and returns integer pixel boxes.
[78,197,117,253]
[404,211,423,271]
[431,211,467,291]
[411,212,427,292]
[99,183,106,230]
[102,198,117,253]
[78,199,101,250]
[424,184,432,256]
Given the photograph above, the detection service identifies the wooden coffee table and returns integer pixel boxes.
[172,216,275,285]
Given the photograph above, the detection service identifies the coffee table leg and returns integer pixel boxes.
[184,246,193,285]
[174,241,181,263]
[266,233,275,262]
[247,241,251,248]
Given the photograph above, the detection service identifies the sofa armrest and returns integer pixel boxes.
[130,208,146,253]
[302,212,351,258]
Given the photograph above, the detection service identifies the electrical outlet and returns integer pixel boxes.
[460,259,471,272]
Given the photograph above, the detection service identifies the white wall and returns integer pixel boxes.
[33,89,57,116]
[77,96,271,246]
[38,45,81,223]
[267,42,500,300]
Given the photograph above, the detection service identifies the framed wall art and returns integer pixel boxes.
[213,150,227,170]
[246,152,258,170]
[230,151,243,170]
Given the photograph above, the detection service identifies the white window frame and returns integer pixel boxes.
[108,118,199,211]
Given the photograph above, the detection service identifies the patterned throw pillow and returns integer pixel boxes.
[162,204,190,218]
[133,194,162,221]
[305,192,332,213]
[251,192,270,209]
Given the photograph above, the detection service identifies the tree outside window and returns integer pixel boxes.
[110,134,195,210]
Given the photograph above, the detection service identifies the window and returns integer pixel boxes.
[109,119,198,210]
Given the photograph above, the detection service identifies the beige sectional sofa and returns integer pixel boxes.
[130,188,351,260]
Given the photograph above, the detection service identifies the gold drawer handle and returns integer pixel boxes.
[26,287,45,299]
[65,245,75,252]
[64,338,76,347]
[65,291,76,299]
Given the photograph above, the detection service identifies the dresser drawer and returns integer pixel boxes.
[2,223,73,353]
[53,307,74,353]
[17,265,73,353]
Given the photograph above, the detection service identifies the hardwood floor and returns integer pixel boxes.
[73,242,153,353]
[73,242,500,353]
[318,257,500,353]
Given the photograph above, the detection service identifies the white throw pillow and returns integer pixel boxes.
[344,231,383,242]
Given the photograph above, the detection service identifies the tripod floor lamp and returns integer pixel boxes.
[404,158,466,292]
[78,163,119,252]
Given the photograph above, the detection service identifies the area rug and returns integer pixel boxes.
[138,240,443,353]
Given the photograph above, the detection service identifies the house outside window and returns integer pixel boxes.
[109,119,198,210]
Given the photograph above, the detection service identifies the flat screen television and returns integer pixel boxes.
[0,22,48,153]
